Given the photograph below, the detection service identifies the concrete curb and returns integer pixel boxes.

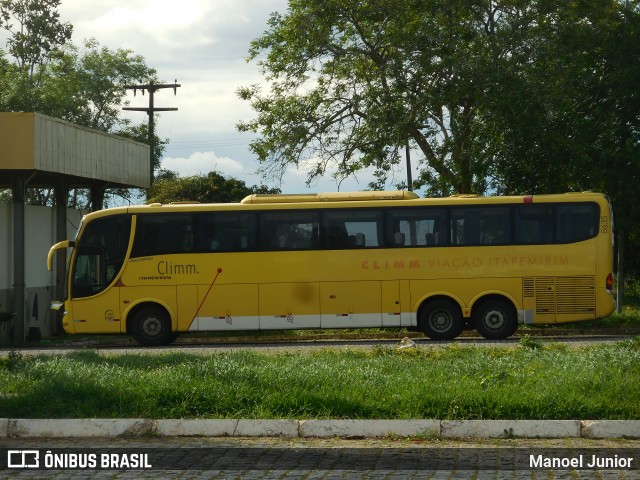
[298,419,440,438]
[581,420,640,439]
[2,419,639,439]
[440,420,581,439]
[6,419,154,438]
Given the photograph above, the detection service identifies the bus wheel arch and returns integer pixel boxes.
[417,296,465,341]
[125,302,175,347]
[472,295,518,340]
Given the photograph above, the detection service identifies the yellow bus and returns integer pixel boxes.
[47,191,615,346]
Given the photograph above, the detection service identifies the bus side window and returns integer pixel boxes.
[196,213,257,252]
[386,209,445,247]
[556,204,598,243]
[478,207,510,244]
[515,205,553,244]
[132,214,194,257]
[450,207,510,246]
[259,212,319,250]
[325,224,350,249]
[324,210,382,248]
[450,214,466,245]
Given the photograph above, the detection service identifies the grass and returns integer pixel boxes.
[1,339,640,420]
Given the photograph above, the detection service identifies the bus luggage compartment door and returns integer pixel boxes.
[320,281,382,328]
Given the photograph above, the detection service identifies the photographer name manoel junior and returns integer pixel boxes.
[530,453,634,469]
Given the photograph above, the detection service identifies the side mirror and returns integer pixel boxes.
[47,240,75,271]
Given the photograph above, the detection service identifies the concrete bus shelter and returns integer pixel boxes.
[0,112,150,345]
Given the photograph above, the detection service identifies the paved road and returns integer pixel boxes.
[2,437,639,479]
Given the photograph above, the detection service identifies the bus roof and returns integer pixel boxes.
[78,191,610,223]
[241,190,419,204]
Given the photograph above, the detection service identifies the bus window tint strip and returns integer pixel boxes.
[128,202,600,257]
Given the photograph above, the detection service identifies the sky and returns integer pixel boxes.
[58,0,389,194]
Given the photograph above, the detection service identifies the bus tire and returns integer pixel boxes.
[130,306,173,347]
[419,299,464,341]
[474,299,517,340]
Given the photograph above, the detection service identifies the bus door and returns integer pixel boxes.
[68,244,123,334]
[382,280,410,327]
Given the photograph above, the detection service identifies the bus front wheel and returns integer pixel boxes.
[130,306,173,347]
[419,299,464,341]
[474,299,517,340]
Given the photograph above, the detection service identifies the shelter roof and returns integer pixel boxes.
[0,112,149,189]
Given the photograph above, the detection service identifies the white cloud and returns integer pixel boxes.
[55,0,388,195]
[90,0,205,30]
[162,151,245,177]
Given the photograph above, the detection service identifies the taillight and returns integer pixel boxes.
[606,273,614,293]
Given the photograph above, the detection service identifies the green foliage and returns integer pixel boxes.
[238,0,510,194]
[0,0,72,74]
[484,1,640,274]
[2,350,24,371]
[0,3,159,208]
[617,336,640,351]
[148,171,280,204]
[518,334,543,351]
[0,37,158,135]
[0,189,11,204]
[2,344,640,420]
[241,0,639,197]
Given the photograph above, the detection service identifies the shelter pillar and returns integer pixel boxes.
[90,185,105,211]
[54,181,68,335]
[11,173,25,346]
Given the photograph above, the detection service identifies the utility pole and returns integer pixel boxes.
[123,80,180,187]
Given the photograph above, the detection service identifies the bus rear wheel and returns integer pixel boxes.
[130,306,173,347]
[420,299,464,341]
[474,299,517,340]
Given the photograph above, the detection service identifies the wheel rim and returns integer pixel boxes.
[429,309,453,333]
[483,308,506,331]
[141,315,163,337]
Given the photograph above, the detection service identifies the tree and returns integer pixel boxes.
[485,0,640,277]
[484,1,635,192]
[0,0,71,72]
[0,0,72,110]
[63,39,157,131]
[0,1,159,208]
[238,0,534,195]
[149,171,280,204]
[0,38,158,132]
